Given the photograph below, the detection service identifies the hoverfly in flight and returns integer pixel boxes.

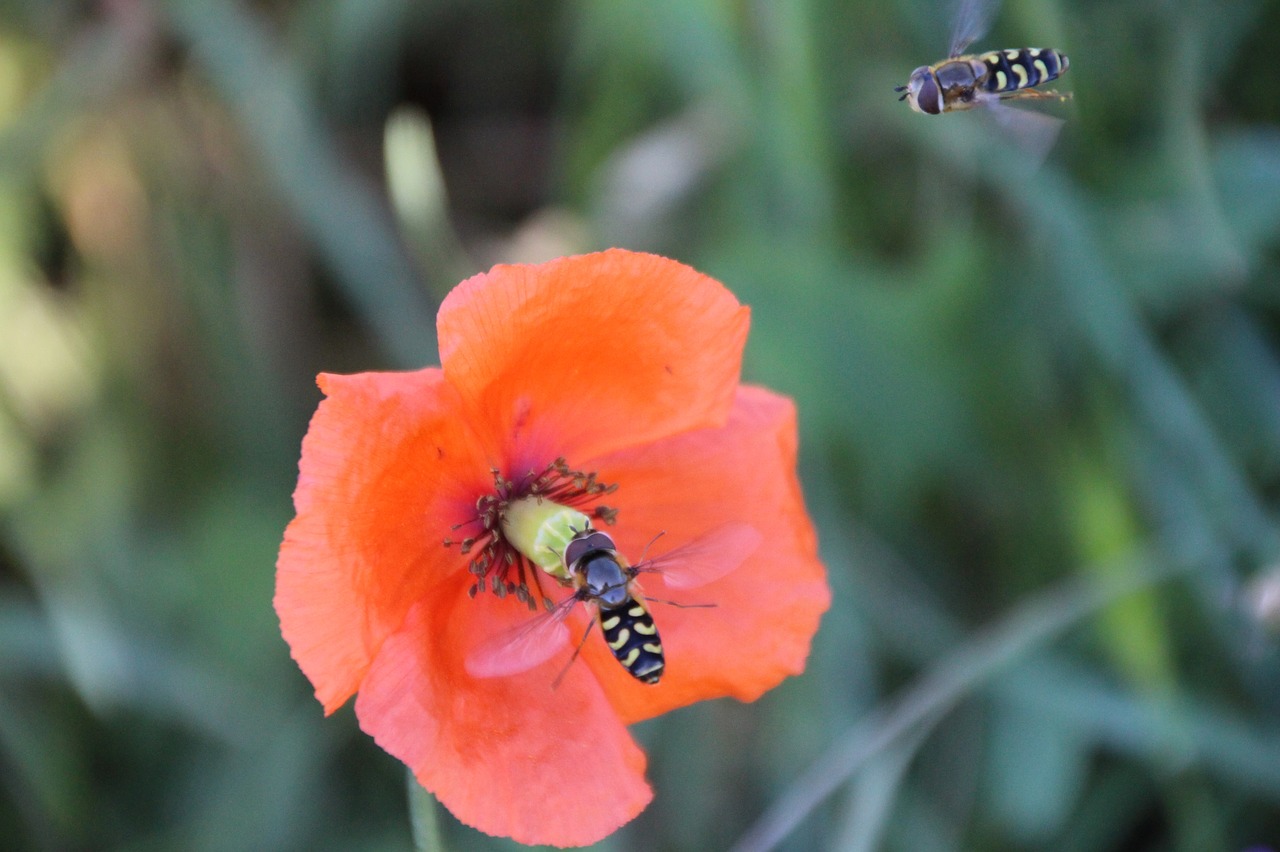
[896,0,1071,158]
[465,523,762,686]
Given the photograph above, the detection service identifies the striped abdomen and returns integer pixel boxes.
[600,598,664,684]
[979,48,1069,94]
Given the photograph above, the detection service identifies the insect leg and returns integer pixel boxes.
[998,88,1072,103]
[550,614,597,689]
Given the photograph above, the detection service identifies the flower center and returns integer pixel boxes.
[444,458,618,609]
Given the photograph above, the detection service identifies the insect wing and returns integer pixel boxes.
[464,597,576,679]
[948,0,996,57]
[982,96,1065,165]
[635,522,763,590]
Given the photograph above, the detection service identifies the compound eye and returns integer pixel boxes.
[564,530,616,568]
[564,536,591,568]
[912,71,942,115]
[582,531,615,554]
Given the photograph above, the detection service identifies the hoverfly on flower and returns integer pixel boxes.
[896,0,1071,157]
[275,250,830,847]
[467,517,762,686]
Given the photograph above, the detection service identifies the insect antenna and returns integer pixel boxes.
[550,614,597,689]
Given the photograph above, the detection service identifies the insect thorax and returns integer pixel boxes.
[578,552,631,608]
[935,58,983,93]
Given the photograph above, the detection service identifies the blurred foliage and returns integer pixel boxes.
[2,0,1280,850]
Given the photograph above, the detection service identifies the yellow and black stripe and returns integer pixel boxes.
[979,48,1068,94]
[600,599,664,684]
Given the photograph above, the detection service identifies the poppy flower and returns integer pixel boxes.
[275,249,829,847]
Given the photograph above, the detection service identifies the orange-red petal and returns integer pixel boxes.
[436,250,750,467]
[355,592,652,848]
[275,369,492,713]
[581,385,829,724]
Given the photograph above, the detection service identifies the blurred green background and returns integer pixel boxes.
[3,0,1280,849]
